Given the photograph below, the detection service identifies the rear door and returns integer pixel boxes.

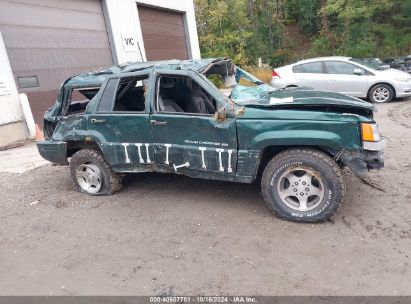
[87,72,153,168]
[292,61,327,90]
[149,70,238,180]
[324,61,369,97]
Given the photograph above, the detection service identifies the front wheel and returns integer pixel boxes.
[261,148,345,222]
[368,84,394,103]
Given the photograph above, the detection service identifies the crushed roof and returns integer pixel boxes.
[65,58,221,87]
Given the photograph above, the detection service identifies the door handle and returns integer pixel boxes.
[150,120,167,126]
[91,118,106,124]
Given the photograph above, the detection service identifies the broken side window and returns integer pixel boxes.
[113,75,148,112]
[66,87,100,115]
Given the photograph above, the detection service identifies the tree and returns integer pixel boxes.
[194,0,411,66]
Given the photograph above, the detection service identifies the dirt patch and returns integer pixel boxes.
[387,100,411,129]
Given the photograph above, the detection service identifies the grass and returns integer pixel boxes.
[242,66,273,84]
[208,66,273,88]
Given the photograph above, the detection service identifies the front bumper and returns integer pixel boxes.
[36,140,68,165]
[362,138,387,151]
[339,150,384,176]
[338,139,386,176]
[395,82,411,98]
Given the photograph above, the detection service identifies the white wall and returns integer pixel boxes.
[102,0,201,65]
[0,31,24,125]
[0,31,28,147]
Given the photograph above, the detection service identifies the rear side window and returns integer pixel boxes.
[97,75,149,112]
[66,87,100,115]
[113,75,149,112]
[325,61,363,75]
[293,62,323,74]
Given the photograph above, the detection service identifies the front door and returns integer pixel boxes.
[149,71,238,180]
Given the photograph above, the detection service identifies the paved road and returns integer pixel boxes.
[0,99,410,296]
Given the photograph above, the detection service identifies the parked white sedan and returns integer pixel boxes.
[270,56,411,103]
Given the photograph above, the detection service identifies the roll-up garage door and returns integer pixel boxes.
[0,0,113,125]
[138,5,189,61]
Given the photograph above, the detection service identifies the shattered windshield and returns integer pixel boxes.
[231,66,274,102]
[203,61,274,104]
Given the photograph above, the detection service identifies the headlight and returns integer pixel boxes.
[361,123,381,142]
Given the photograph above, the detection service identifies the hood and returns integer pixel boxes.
[376,68,411,78]
[233,86,375,115]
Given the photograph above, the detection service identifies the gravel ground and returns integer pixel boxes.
[0,99,410,296]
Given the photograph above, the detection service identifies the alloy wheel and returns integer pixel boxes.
[276,167,325,212]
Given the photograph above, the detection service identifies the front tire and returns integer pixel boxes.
[261,148,345,222]
[368,84,394,103]
[69,149,122,195]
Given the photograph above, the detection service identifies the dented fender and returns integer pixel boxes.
[251,130,345,151]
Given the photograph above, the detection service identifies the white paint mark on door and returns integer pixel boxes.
[164,144,171,165]
[227,149,233,173]
[122,143,130,163]
[135,143,144,163]
[173,162,190,171]
[216,148,224,172]
[199,147,207,169]
[145,144,151,163]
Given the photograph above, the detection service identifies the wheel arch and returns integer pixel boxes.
[367,82,396,100]
[254,145,337,182]
[66,139,102,158]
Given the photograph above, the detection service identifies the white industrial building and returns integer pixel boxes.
[0,0,200,149]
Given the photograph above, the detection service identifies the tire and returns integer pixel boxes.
[261,148,345,223]
[69,149,122,195]
[368,84,394,103]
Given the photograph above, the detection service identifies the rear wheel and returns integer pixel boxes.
[369,84,394,103]
[261,148,345,222]
[69,149,122,195]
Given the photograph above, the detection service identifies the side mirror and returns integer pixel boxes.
[353,68,363,75]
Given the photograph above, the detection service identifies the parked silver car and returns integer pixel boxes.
[270,56,411,103]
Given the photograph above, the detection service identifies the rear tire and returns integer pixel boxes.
[368,84,394,103]
[261,148,345,223]
[69,149,122,195]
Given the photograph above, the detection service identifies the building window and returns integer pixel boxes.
[17,76,40,89]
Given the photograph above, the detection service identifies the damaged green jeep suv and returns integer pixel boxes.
[37,58,385,222]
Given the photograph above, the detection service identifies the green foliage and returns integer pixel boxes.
[207,75,224,88]
[311,0,411,58]
[285,0,322,34]
[195,0,286,66]
[310,35,331,56]
[195,0,253,66]
[194,0,411,66]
